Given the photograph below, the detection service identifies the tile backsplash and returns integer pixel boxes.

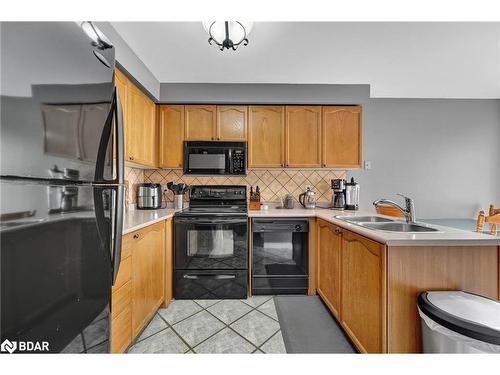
[125,166,144,205]
[143,169,347,203]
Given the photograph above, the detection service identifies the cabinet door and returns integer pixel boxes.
[317,220,342,318]
[127,85,157,166]
[341,230,386,353]
[141,95,157,167]
[185,105,216,140]
[159,105,184,168]
[285,106,321,167]
[322,106,362,168]
[216,105,247,140]
[248,106,285,168]
[115,70,130,161]
[132,222,165,337]
[126,84,146,164]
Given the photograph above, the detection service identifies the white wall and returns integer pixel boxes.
[96,22,160,99]
[112,22,500,99]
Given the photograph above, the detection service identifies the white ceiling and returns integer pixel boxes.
[111,22,500,98]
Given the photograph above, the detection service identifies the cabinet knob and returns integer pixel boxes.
[133,233,140,239]
[129,156,134,161]
[335,228,343,236]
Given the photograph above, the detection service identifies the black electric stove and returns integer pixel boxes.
[174,186,248,299]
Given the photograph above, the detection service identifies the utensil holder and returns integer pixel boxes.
[174,194,183,210]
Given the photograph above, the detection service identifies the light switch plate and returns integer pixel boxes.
[364,160,372,170]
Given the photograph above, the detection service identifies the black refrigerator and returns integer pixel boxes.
[0,22,124,353]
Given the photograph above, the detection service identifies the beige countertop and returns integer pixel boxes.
[252,206,500,246]
[123,207,178,235]
[122,204,500,246]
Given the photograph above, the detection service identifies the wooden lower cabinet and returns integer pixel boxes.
[317,220,341,318]
[132,221,166,337]
[111,220,166,353]
[340,230,386,353]
[316,221,499,353]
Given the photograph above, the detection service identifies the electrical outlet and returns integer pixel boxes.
[364,160,372,170]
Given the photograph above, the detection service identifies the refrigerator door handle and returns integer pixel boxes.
[94,88,124,184]
[111,185,124,284]
[114,88,125,184]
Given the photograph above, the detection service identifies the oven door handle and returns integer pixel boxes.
[183,274,236,280]
[176,218,247,225]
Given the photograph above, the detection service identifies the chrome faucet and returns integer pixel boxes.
[373,194,416,223]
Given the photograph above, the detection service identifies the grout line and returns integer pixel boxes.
[256,329,282,353]
[131,297,279,354]
[200,307,258,353]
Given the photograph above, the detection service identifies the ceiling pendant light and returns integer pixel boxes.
[202,21,253,51]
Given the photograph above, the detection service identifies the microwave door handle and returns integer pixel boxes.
[228,148,233,174]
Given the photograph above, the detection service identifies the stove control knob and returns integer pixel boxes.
[294,225,302,232]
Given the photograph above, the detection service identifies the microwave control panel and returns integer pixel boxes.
[231,149,246,173]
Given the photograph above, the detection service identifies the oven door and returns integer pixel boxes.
[174,216,248,270]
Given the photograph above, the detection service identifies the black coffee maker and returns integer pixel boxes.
[331,179,346,210]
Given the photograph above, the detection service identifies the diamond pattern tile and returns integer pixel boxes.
[260,331,287,353]
[139,166,348,203]
[172,310,225,347]
[128,297,288,354]
[230,310,280,347]
[257,299,279,321]
[157,300,202,325]
[207,300,252,324]
[128,328,188,354]
[193,328,255,354]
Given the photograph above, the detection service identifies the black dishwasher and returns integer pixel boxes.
[252,218,309,295]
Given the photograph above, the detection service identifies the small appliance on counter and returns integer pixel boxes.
[166,182,190,210]
[137,183,162,209]
[283,193,295,209]
[299,187,316,209]
[332,178,346,210]
[345,177,360,210]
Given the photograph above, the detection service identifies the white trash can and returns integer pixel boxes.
[417,291,500,353]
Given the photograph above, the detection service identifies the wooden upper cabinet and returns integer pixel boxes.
[285,106,322,168]
[216,106,247,140]
[341,230,386,353]
[248,106,285,168]
[322,106,362,168]
[317,220,342,319]
[121,72,157,167]
[141,95,157,167]
[158,105,184,168]
[185,105,216,140]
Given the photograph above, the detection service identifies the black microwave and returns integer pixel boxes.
[183,141,247,176]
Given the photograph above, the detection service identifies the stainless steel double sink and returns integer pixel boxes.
[334,215,440,233]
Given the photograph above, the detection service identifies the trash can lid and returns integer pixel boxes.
[418,291,500,345]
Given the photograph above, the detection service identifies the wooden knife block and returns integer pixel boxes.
[249,200,261,211]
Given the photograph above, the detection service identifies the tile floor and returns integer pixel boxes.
[128,296,286,354]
